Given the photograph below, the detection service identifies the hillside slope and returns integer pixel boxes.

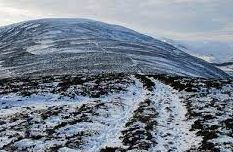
[0,18,229,79]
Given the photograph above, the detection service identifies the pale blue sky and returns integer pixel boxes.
[0,0,232,41]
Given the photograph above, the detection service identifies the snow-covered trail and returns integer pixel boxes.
[151,79,201,151]
[0,75,203,151]
[81,76,149,151]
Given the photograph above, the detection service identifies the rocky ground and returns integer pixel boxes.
[0,74,232,152]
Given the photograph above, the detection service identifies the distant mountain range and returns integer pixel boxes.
[162,38,233,77]
[0,18,230,79]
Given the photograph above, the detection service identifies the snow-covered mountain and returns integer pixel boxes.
[0,18,229,79]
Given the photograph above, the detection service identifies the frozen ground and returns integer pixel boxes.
[0,74,232,151]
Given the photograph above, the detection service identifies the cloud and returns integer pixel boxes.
[0,0,232,41]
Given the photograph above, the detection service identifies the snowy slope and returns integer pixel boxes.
[0,18,229,79]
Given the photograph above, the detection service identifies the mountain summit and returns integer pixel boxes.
[0,18,229,79]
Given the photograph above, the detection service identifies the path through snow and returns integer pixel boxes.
[151,79,201,151]
[0,75,203,151]
[80,76,148,151]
